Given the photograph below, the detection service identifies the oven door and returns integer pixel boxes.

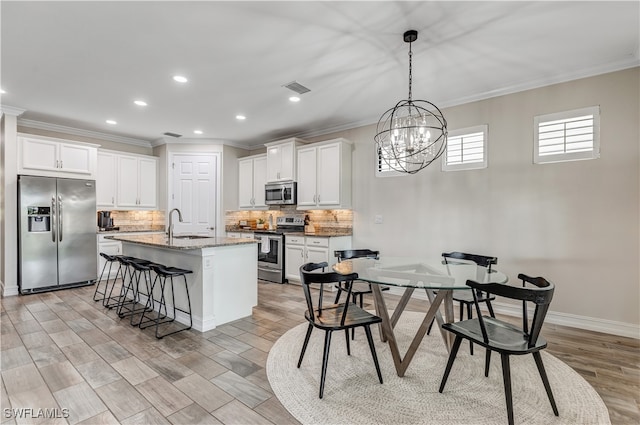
[255,234,284,283]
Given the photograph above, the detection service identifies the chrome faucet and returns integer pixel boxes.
[168,208,183,241]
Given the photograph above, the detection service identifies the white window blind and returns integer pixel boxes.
[442,125,488,171]
[534,106,600,164]
[376,147,406,177]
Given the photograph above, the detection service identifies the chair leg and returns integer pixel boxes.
[439,335,463,393]
[344,329,351,355]
[467,303,474,355]
[297,324,314,368]
[500,354,515,425]
[533,351,559,416]
[485,349,492,377]
[426,318,435,335]
[364,325,383,384]
[319,330,333,399]
[93,260,111,302]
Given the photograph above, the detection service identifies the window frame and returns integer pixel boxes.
[441,124,488,172]
[533,106,600,164]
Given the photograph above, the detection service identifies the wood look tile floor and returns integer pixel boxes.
[1,281,638,424]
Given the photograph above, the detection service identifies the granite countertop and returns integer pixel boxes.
[107,234,257,250]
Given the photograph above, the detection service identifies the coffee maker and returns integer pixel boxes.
[97,211,116,230]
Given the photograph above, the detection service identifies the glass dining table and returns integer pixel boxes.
[333,257,508,377]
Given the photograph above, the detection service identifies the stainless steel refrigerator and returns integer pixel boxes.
[18,175,97,294]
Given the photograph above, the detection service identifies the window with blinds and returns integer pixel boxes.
[534,106,600,164]
[376,147,406,177]
[442,125,488,171]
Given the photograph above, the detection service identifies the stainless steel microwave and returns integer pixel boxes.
[265,181,297,205]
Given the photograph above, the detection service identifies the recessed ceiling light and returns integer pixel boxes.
[289,96,301,102]
[173,75,188,83]
[193,130,203,135]
[106,119,117,125]
[236,115,246,121]
[134,100,147,106]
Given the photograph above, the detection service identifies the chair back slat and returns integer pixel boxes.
[466,274,554,348]
[472,289,490,342]
[442,251,497,271]
[299,262,358,325]
[335,249,379,262]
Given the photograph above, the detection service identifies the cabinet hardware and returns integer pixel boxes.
[111,197,114,204]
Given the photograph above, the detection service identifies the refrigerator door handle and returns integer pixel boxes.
[51,196,56,242]
[58,195,63,242]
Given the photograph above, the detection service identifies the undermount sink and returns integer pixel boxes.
[172,235,212,240]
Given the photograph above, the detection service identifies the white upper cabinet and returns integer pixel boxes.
[96,151,117,207]
[265,138,306,182]
[238,154,267,209]
[96,150,157,210]
[117,154,157,209]
[296,138,352,209]
[18,135,98,179]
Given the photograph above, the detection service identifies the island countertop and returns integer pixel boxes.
[107,234,257,250]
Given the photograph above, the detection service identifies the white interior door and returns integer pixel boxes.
[170,154,218,235]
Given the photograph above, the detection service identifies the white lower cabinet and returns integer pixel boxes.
[97,235,122,279]
[285,235,351,283]
[97,240,122,279]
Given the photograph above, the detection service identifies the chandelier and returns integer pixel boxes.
[374,30,447,174]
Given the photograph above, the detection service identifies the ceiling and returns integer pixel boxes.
[1,1,638,149]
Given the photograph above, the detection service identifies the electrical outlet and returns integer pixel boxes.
[374,215,383,224]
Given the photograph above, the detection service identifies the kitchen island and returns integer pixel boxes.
[108,234,257,332]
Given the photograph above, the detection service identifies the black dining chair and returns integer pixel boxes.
[439,274,558,425]
[333,249,388,339]
[428,251,498,355]
[298,262,383,399]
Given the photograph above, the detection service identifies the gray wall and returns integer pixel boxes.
[309,68,639,328]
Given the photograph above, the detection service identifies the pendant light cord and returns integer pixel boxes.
[408,41,413,102]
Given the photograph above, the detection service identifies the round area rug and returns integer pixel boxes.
[266,312,610,425]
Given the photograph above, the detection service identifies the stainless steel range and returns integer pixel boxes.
[255,215,304,283]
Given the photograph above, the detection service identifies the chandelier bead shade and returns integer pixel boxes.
[374,30,448,174]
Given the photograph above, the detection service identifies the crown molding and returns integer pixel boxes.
[0,105,27,117]
[438,58,640,110]
[17,119,154,147]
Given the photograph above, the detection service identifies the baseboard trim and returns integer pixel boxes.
[386,286,639,340]
[1,280,19,297]
[492,302,640,340]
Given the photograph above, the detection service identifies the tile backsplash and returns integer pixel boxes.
[225,207,352,234]
[104,210,165,232]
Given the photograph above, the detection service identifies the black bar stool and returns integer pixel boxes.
[115,257,155,324]
[93,252,118,306]
[103,255,137,310]
[139,264,193,339]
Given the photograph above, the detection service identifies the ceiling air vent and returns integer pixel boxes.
[283,81,311,95]
[163,132,182,138]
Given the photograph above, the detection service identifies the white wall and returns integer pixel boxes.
[309,68,639,332]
